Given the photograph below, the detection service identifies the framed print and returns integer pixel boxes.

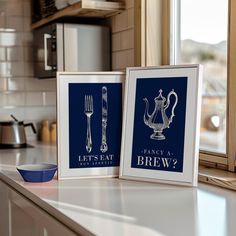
[57,72,125,179]
[119,65,202,186]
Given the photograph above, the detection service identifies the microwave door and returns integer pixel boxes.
[33,25,56,78]
[63,24,110,72]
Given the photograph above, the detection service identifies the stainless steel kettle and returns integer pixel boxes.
[0,115,37,148]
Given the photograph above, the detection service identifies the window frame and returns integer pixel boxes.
[227,0,236,171]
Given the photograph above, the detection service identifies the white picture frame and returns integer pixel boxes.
[119,65,202,186]
[57,72,125,179]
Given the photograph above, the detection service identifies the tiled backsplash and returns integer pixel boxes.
[0,0,134,140]
[0,0,56,140]
[111,0,134,71]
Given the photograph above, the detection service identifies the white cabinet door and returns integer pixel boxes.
[0,180,78,236]
[0,180,10,236]
[9,188,78,236]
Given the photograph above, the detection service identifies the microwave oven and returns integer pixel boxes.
[33,23,110,79]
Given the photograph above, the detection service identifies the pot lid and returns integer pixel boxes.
[0,121,24,125]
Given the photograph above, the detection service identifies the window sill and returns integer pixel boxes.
[199,165,236,191]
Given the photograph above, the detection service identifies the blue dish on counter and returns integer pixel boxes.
[17,163,57,182]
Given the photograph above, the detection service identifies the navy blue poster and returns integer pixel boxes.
[131,77,188,173]
[69,83,122,169]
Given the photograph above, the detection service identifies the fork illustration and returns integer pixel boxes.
[84,95,93,153]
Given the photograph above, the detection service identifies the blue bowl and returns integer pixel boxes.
[17,163,57,182]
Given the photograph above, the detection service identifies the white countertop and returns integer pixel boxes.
[0,142,236,236]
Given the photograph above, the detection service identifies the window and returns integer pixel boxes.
[136,0,236,174]
[170,0,228,154]
[166,0,236,172]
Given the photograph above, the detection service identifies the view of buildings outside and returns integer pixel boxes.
[179,0,227,153]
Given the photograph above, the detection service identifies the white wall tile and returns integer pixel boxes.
[23,1,31,17]
[112,49,134,70]
[126,0,134,9]
[0,62,8,76]
[23,46,33,61]
[111,16,116,33]
[0,78,8,91]
[24,62,34,76]
[0,62,24,76]
[127,48,134,67]
[112,11,128,33]
[7,92,25,106]
[0,107,25,121]
[7,47,24,61]
[0,1,7,13]
[112,33,121,52]
[8,77,25,91]
[26,92,43,106]
[127,8,134,28]
[112,52,122,70]
[6,16,24,31]
[23,17,31,32]
[0,32,21,46]
[43,92,56,106]
[0,11,6,28]
[120,29,134,50]
[22,32,33,46]
[8,62,25,76]
[0,93,8,106]
[0,47,6,61]
[24,107,56,122]
[112,53,118,70]
[6,3,23,17]
[25,77,56,91]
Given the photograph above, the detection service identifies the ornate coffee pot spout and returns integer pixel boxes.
[143,98,151,126]
[164,89,178,126]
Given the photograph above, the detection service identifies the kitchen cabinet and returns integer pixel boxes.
[0,180,9,236]
[0,180,77,236]
[32,0,125,30]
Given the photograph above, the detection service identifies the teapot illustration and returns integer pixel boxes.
[143,89,178,140]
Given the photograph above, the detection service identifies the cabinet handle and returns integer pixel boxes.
[44,33,52,71]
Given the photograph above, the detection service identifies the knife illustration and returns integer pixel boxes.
[100,86,108,153]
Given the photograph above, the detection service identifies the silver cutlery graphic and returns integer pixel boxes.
[100,86,108,153]
[84,95,93,153]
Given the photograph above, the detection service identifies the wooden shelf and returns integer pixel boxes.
[31,1,125,29]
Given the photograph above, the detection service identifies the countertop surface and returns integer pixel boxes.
[0,142,236,236]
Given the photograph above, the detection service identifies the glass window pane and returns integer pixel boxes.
[173,0,228,154]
